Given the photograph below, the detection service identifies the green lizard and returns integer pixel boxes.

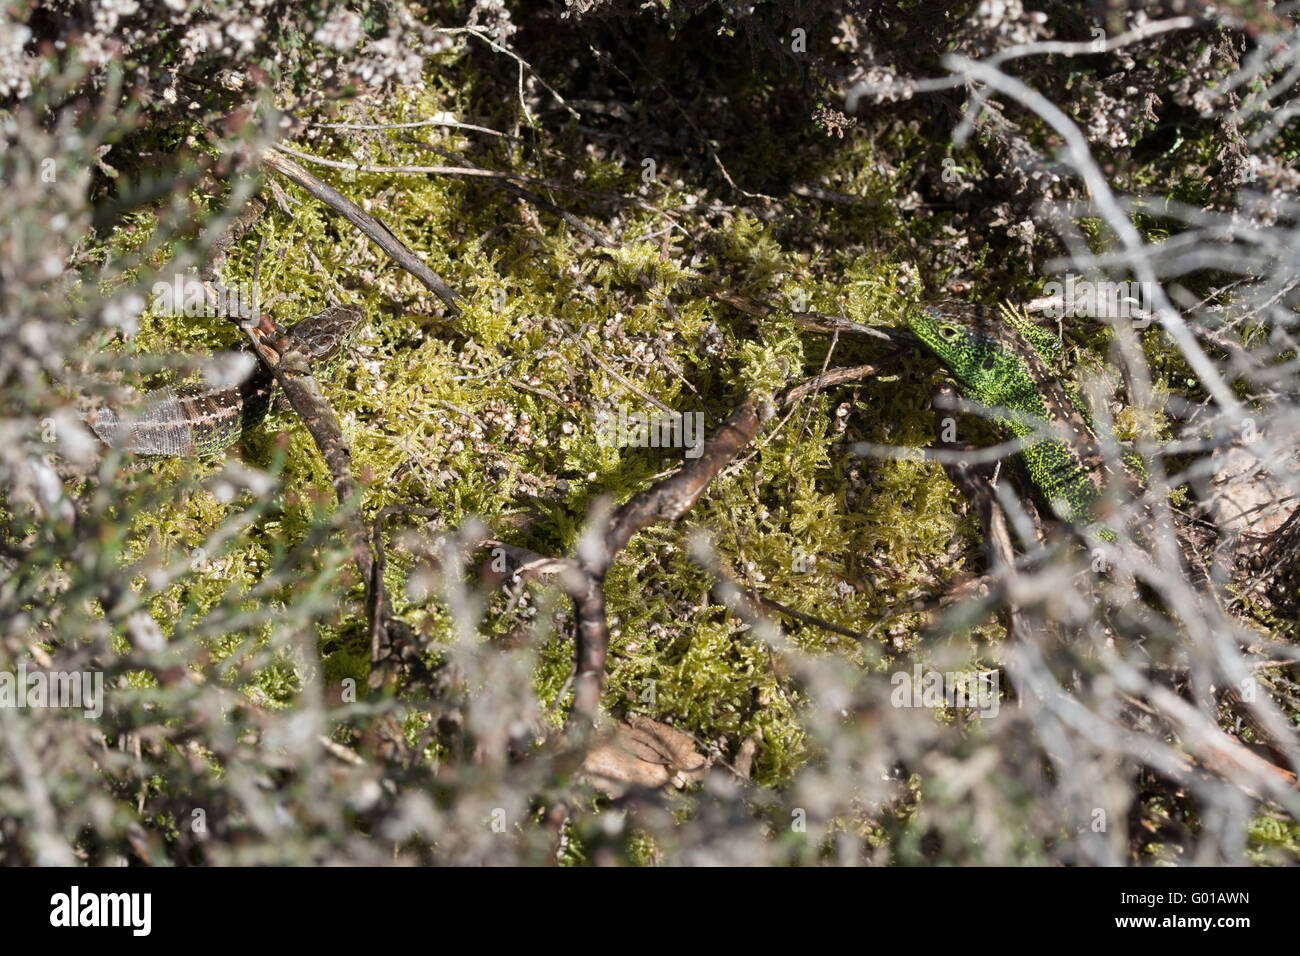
[907,300,1141,535]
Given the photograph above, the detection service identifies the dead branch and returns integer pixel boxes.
[262,148,464,315]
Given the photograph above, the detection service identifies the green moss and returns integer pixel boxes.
[108,82,993,759]
[1247,809,1300,864]
[83,31,1270,856]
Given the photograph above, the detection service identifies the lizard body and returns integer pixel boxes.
[88,304,363,457]
[908,300,1139,531]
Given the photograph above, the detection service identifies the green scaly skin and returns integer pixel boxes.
[908,300,1139,533]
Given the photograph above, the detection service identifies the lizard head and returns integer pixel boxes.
[284,304,364,364]
[908,300,1026,405]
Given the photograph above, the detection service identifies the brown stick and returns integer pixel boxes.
[603,401,762,563]
[481,401,766,732]
[758,595,875,643]
[780,360,900,409]
[231,308,406,687]
[262,149,463,316]
[489,358,900,729]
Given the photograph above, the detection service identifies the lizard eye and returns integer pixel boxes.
[940,326,959,340]
[981,356,996,371]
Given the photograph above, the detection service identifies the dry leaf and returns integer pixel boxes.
[582,715,710,798]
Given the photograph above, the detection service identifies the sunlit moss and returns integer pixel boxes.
[92,51,1131,810]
